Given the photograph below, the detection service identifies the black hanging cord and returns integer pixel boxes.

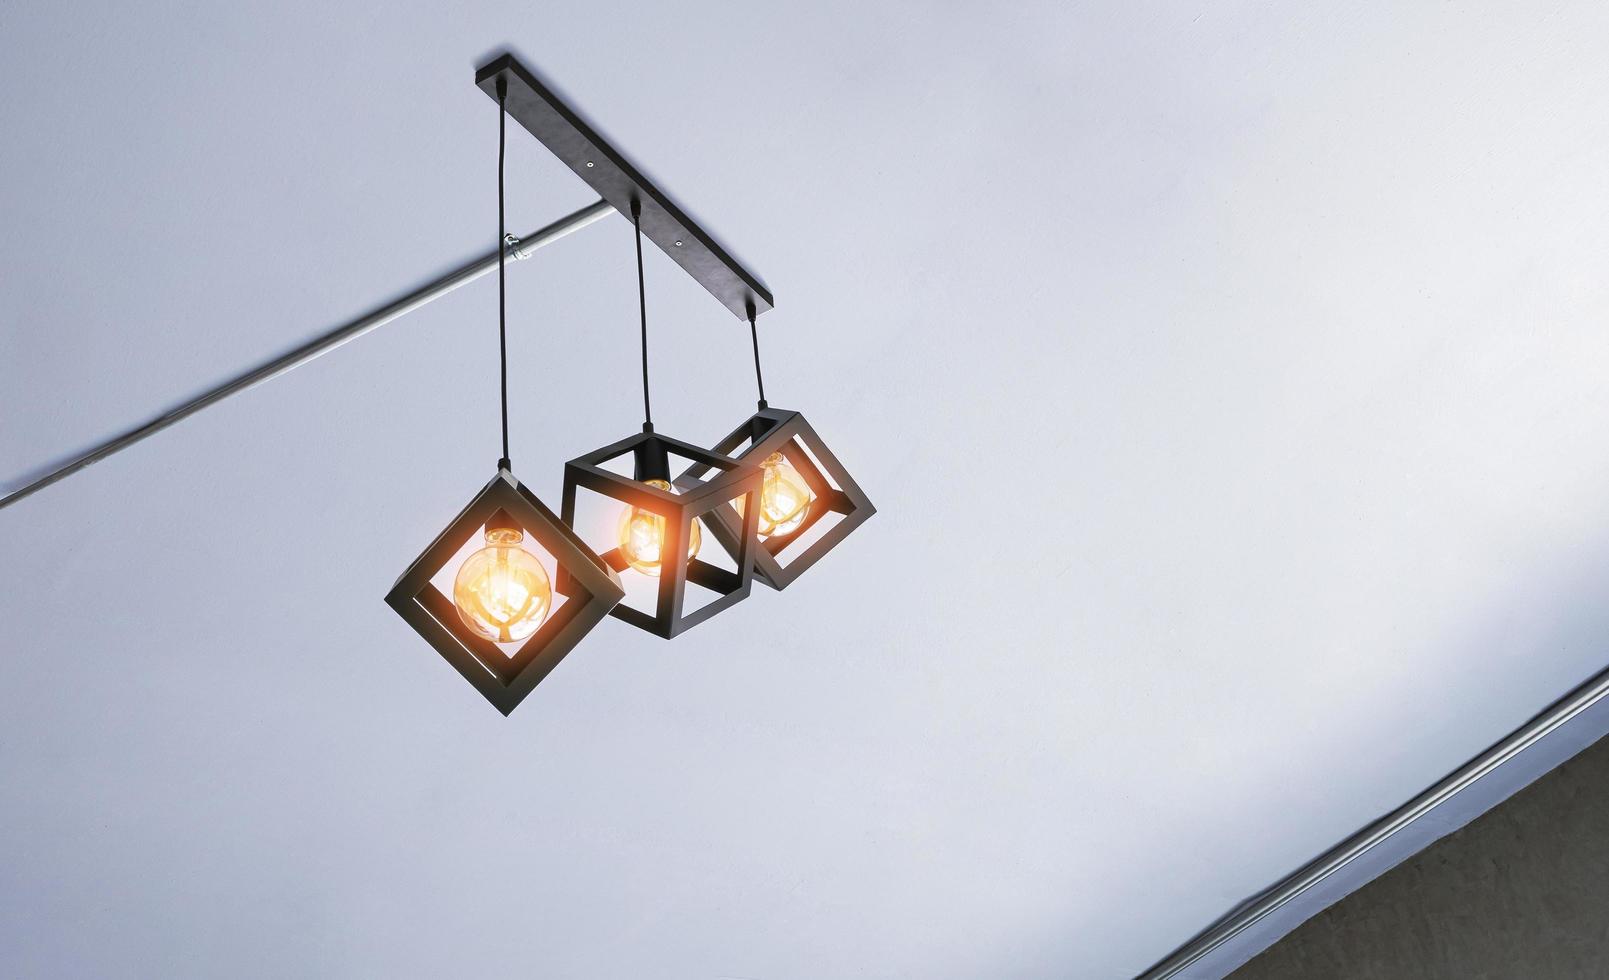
[631,200,653,432]
[747,304,768,410]
[496,78,512,471]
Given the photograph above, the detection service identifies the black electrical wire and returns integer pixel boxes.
[631,200,653,431]
[496,78,511,470]
[747,306,767,409]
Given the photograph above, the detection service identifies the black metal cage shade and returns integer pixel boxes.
[562,431,761,638]
[675,407,874,591]
[386,469,625,715]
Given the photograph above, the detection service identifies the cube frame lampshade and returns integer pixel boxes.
[676,407,874,590]
[562,430,761,638]
[387,468,625,715]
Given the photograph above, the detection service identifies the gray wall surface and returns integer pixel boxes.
[1231,733,1609,980]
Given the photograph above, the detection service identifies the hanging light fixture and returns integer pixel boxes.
[386,78,624,715]
[559,200,762,639]
[675,305,875,590]
[5,52,877,715]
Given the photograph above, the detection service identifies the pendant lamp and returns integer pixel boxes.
[386,79,623,714]
[560,201,762,639]
[675,306,875,590]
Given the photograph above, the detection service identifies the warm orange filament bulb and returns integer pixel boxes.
[618,479,701,576]
[736,451,814,538]
[452,525,552,643]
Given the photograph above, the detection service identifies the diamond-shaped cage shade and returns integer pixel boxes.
[562,431,760,638]
[675,408,875,591]
[386,470,624,715]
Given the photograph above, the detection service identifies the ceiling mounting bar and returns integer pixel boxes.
[475,53,774,321]
[0,199,614,513]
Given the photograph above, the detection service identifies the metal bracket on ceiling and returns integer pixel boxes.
[0,200,614,512]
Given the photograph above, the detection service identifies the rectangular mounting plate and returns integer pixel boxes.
[476,53,773,321]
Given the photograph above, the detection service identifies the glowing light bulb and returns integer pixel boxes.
[737,451,814,538]
[617,479,701,576]
[452,520,552,643]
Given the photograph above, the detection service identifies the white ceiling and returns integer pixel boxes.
[4,2,1609,977]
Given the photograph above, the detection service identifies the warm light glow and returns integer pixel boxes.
[453,525,552,643]
[617,479,701,576]
[736,451,814,538]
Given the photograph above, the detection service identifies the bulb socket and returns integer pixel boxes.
[746,414,781,444]
[632,438,672,483]
[485,507,521,535]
